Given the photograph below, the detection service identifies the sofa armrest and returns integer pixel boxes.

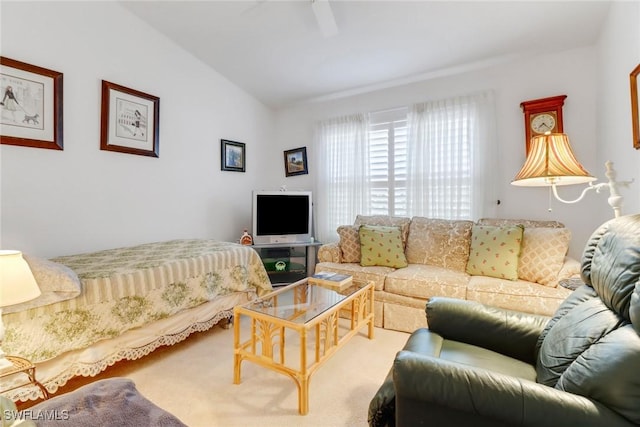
[426,297,549,364]
[393,351,634,427]
[368,329,443,427]
[318,242,342,263]
[557,256,581,281]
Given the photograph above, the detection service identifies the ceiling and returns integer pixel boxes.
[121,1,612,109]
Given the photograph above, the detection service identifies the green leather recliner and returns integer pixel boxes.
[368,214,640,427]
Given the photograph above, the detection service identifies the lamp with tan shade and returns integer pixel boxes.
[512,133,633,217]
[0,250,41,372]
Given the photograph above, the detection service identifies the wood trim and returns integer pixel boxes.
[630,64,640,149]
[520,95,567,155]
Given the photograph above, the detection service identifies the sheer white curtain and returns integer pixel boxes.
[314,114,370,243]
[406,91,497,220]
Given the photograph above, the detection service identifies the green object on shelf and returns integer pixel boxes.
[262,259,305,273]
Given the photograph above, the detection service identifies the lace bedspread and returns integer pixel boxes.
[2,239,271,364]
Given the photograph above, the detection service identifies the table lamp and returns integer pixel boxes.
[0,250,41,371]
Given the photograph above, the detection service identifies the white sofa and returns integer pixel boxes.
[316,216,579,333]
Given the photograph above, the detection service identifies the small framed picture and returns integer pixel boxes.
[0,57,63,150]
[221,139,245,172]
[284,146,308,177]
[100,80,160,157]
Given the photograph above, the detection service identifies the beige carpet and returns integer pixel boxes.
[35,319,410,427]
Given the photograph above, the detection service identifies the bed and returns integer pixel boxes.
[1,239,272,402]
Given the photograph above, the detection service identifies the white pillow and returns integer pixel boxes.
[3,255,82,314]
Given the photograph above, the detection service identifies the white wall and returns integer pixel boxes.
[596,0,640,220]
[275,47,601,259]
[3,2,636,262]
[0,2,275,257]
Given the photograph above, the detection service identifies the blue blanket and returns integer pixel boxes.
[24,378,186,427]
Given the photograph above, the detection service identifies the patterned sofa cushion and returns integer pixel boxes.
[405,217,474,272]
[518,227,572,287]
[318,242,341,263]
[467,275,572,316]
[385,264,469,300]
[477,218,570,287]
[337,225,361,263]
[354,215,411,247]
[477,218,565,228]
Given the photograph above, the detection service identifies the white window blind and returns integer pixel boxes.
[368,108,408,216]
[314,91,496,243]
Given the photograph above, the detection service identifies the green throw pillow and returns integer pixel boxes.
[466,224,524,280]
[359,225,408,268]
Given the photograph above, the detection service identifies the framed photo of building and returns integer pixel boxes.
[284,146,308,177]
[100,80,159,157]
[221,139,245,172]
[0,57,63,150]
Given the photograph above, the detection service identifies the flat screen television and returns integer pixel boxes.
[252,190,313,244]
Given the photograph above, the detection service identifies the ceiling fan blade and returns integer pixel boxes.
[311,0,339,38]
[240,0,268,16]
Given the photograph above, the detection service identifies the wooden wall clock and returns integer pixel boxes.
[520,95,567,155]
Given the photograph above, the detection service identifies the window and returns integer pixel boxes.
[314,92,496,243]
[406,97,476,220]
[368,108,408,216]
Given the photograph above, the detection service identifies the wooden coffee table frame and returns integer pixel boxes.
[233,279,374,415]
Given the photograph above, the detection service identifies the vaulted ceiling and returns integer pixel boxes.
[121,1,611,108]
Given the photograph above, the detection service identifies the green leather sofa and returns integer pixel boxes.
[369,214,640,427]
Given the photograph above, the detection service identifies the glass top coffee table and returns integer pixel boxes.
[233,278,374,415]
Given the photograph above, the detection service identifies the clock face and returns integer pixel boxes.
[531,113,556,134]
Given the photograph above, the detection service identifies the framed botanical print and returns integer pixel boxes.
[221,139,245,172]
[100,80,160,157]
[0,57,63,150]
[284,146,308,177]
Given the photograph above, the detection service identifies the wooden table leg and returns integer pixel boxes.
[233,310,242,384]
[299,377,309,415]
[299,328,308,415]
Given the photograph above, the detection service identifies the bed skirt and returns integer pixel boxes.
[5,291,251,402]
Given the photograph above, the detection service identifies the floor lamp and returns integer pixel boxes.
[511,133,633,217]
[0,250,41,371]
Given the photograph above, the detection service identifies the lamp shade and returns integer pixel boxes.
[0,250,41,307]
[512,133,596,187]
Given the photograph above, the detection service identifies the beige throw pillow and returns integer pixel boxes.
[337,225,361,263]
[518,227,571,287]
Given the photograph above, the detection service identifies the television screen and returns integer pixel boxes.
[252,191,312,244]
